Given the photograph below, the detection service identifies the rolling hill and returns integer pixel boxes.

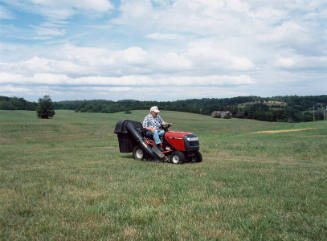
[0,110,326,240]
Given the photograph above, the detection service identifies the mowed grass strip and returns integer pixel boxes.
[0,110,326,241]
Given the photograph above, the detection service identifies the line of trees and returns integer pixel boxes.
[54,96,264,115]
[234,103,325,122]
[1,95,326,122]
[0,96,36,110]
[55,95,327,122]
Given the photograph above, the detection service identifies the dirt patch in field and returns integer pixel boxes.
[254,128,314,134]
[0,137,14,144]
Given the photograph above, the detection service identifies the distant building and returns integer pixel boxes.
[211,111,232,119]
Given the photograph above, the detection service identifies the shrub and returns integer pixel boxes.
[36,95,55,119]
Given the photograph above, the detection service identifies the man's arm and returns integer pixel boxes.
[158,115,165,126]
[159,116,172,126]
[159,117,171,126]
[145,127,156,133]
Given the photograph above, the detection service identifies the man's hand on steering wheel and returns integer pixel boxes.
[161,123,173,131]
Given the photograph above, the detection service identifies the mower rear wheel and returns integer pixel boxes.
[170,151,185,164]
[133,146,145,160]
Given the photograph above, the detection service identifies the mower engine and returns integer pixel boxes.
[165,131,201,162]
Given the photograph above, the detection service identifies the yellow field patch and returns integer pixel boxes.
[147,198,162,207]
[254,128,314,134]
[0,136,14,144]
[124,227,139,237]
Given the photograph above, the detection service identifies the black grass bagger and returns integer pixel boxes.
[114,120,202,164]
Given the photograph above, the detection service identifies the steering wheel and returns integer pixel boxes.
[161,123,171,132]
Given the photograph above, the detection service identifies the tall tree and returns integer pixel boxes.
[36,95,55,119]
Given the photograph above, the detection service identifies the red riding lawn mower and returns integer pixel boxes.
[114,120,202,164]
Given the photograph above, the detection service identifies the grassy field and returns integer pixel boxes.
[0,110,326,241]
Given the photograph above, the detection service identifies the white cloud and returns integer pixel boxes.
[0,56,88,75]
[0,83,252,101]
[275,57,297,69]
[0,43,255,78]
[146,33,182,40]
[114,0,252,36]
[32,24,66,37]
[156,52,192,71]
[163,75,255,86]
[249,7,286,23]
[225,0,249,13]
[274,54,327,70]
[0,71,254,87]
[0,0,114,40]
[29,0,113,12]
[260,21,310,44]
[0,5,12,19]
[0,85,32,94]
[119,0,152,19]
[114,0,326,52]
[38,7,75,20]
[1,0,327,100]
[115,47,148,65]
[1,0,114,20]
[185,40,255,71]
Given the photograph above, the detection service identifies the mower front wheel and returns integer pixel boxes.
[133,146,145,160]
[195,151,202,162]
[170,151,185,164]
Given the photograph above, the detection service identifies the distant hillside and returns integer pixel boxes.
[238,100,287,109]
[0,96,36,111]
[54,95,327,122]
[1,95,326,122]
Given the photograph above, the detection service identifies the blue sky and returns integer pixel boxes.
[0,0,326,101]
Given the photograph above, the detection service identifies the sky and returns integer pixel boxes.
[0,0,326,101]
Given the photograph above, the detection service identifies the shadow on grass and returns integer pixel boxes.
[120,153,201,165]
[121,154,134,159]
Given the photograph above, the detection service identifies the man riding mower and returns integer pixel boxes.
[114,107,202,164]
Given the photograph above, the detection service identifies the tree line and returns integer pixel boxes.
[0,96,36,110]
[1,95,326,122]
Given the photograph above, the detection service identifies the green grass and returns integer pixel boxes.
[0,110,326,240]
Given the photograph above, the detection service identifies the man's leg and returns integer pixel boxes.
[153,130,162,145]
[145,130,152,137]
[158,130,165,137]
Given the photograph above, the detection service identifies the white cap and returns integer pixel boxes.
[150,106,160,113]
